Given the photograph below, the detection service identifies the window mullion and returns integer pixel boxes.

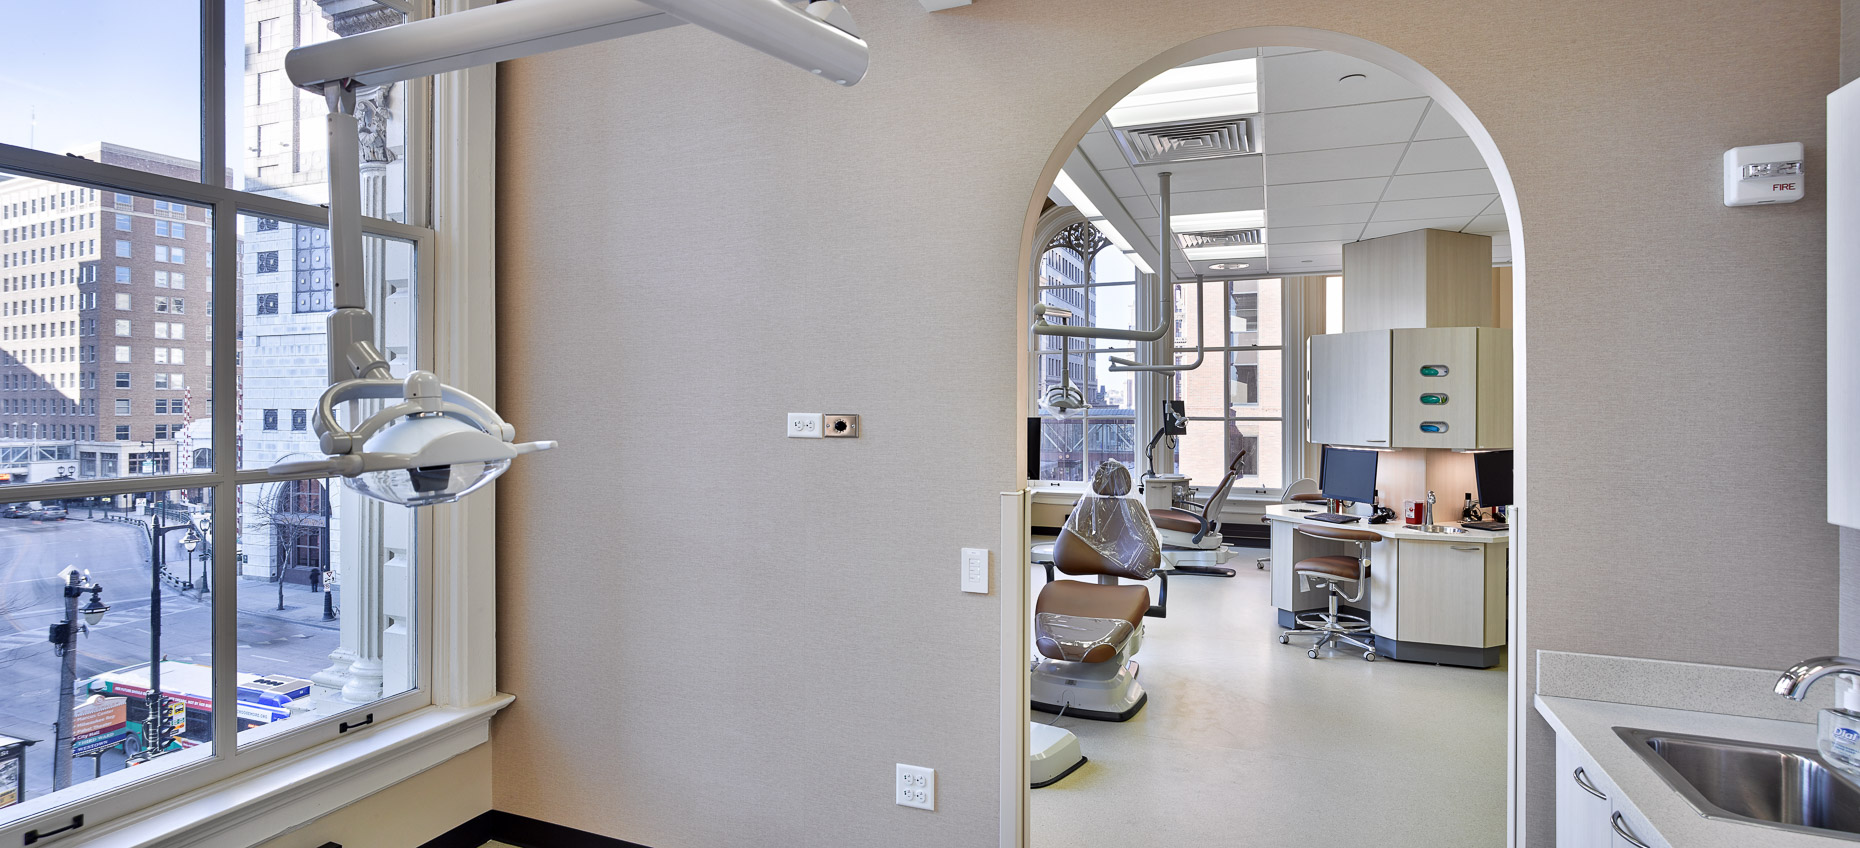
[208,191,238,755]
[200,0,225,190]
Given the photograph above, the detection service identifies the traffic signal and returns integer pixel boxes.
[165,699,187,740]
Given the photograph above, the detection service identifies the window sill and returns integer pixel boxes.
[58,694,512,848]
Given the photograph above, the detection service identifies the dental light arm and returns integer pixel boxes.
[285,0,869,92]
[267,0,871,504]
[1109,172,1203,374]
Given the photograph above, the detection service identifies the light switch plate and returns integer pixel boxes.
[960,548,988,594]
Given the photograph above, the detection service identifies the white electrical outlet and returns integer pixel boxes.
[787,412,823,438]
[960,548,988,594]
[896,763,934,810]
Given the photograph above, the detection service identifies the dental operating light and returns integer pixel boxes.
[271,0,870,505]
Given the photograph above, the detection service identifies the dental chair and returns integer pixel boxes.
[1147,450,1247,577]
[1031,460,1165,724]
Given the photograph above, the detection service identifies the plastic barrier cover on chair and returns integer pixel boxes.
[1034,612,1135,662]
[1063,461,1160,580]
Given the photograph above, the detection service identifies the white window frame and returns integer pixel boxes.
[0,1,505,845]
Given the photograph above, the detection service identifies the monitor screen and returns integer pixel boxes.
[1473,449,1514,507]
[1318,445,1378,504]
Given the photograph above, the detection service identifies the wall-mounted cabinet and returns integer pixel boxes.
[1310,327,1512,450]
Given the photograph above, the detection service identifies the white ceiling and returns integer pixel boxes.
[1061,47,1511,278]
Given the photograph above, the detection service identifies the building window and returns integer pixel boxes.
[114,239,129,258]
[1029,221,1138,483]
[115,371,129,388]
[293,226,331,313]
[115,293,130,310]
[113,213,131,232]
[114,319,130,337]
[256,292,279,314]
[114,399,129,416]
[114,266,130,284]
[114,425,129,440]
[262,408,278,430]
[1166,278,1286,490]
[257,250,279,274]
[255,217,279,232]
[291,408,307,431]
[192,447,212,470]
[113,345,130,362]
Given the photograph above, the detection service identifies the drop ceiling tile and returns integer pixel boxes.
[1133,156,1263,194]
[1394,136,1485,174]
[1271,244,1344,260]
[1358,218,1477,239]
[1271,256,1343,273]
[1268,176,1388,208]
[1100,167,1145,198]
[1267,223,1364,244]
[1078,132,1131,172]
[1260,99,1428,153]
[1412,104,1469,141]
[1264,143,1406,184]
[1118,194,1157,218]
[1168,186,1267,216]
[1369,194,1494,222]
[1260,51,1426,112]
[1265,202,1377,227]
[1381,169,1498,201]
[1464,214,1508,234]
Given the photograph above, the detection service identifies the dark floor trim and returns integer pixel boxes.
[420,810,655,848]
[1373,636,1504,669]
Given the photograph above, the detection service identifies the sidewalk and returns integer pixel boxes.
[76,511,342,630]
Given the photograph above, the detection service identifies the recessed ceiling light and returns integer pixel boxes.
[1208,263,1250,270]
[1184,244,1267,261]
[1090,219,1132,252]
[1051,170,1100,218]
[1127,252,1153,274]
[1171,210,1266,232]
[1106,58,1258,127]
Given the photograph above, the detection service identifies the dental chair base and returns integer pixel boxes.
[1030,628,1147,722]
[1029,722,1086,788]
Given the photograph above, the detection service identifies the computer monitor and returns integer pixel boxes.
[1318,445,1378,505]
[1473,449,1514,507]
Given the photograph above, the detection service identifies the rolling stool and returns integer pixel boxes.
[1277,525,1381,661]
[1254,480,1323,570]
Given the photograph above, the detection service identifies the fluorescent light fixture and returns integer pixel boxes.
[1090,219,1133,252]
[1106,58,1258,128]
[1051,170,1101,218]
[1127,252,1153,274]
[1171,210,1265,232]
[1184,244,1268,261]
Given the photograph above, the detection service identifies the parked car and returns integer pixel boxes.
[1,506,32,519]
[32,506,67,521]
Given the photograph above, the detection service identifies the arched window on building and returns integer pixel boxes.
[1030,213,1140,482]
[268,478,328,587]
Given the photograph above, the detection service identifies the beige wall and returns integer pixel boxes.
[492,2,1840,846]
[251,744,490,848]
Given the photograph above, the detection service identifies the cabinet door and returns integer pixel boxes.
[1395,540,1490,647]
[1392,327,1477,448]
[1309,330,1391,447]
[1555,734,1613,848]
[1475,327,1513,448]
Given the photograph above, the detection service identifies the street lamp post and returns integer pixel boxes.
[180,530,199,591]
[49,568,107,790]
[142,510,196,759]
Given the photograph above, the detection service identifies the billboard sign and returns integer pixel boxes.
[72,696,129,755]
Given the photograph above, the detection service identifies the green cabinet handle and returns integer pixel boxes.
[1420,393,1449,405]
[1420,364,1450,377]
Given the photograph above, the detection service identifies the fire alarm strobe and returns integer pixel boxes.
[1724,142,1805,206]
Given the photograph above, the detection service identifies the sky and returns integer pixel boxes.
[0,1,245,183]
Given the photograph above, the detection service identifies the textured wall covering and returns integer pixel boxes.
[491,2,1839,846]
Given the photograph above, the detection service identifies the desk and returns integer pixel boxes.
[1262,504,1509,668]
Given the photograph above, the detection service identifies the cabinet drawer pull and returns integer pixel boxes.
[1611,811,1651,847]
[1451,545,1481,552]
[1572,766,1606,800]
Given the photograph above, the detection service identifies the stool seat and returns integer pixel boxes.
[1294,555,1369,581]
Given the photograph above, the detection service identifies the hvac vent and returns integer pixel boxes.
[1175,229,1264,250]
[1113,116,1256,164]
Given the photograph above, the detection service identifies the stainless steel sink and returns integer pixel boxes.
[1616,727,1860,841]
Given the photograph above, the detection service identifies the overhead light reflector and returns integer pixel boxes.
[1184,244,1268,261]
[1172,210,1266,232]
[1127,252,1153,274]
[1051,170,1100,218]
[1106,58,1258,128]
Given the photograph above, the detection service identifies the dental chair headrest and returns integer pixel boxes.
[1091,461,1132,497]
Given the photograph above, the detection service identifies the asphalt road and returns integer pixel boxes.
[0,515,340,806]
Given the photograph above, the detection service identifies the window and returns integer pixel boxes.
[262,408,277,430]
[1030,221,1139,482]
[156,270,169,288]
[113,213,131,232]
[114,239,129,258]
[155,245,168,263]
[153,423,170,439]
[155,296,170,313]
[113,424,128,440]
[115,371,130,388]
[256,250,278,274]
[155,399,168,415]
[169,322,184,340]
[116,293,131,310]
[115,266,130,284]
[255,217,279,232]
[114,398,129,416]
[114,344,130,362]
[1168,278,1286,490]
[171,298,185,314]
[171,247,184,263]
[256,292,278,314]
[291,408,307,431]
[113,193,131,209]
[114,319,130,336]
[170,272,184,289]
[154,373,169,389]
[154,347,168,364]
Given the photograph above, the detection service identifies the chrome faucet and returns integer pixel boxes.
[1775,656,1860,700]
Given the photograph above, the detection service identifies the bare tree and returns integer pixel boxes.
[246,479,328,610]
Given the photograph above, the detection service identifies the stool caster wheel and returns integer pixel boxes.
[1364,651,1378,662]
[1278,634,1289,644]
[1307,649,1320,659]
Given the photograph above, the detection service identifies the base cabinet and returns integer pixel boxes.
[1555,732,1670,848]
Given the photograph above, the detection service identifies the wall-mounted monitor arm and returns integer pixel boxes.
[285,0,870,92]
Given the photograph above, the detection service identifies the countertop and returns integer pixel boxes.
[1261,502,1511,543]
[1535,694,1845,847]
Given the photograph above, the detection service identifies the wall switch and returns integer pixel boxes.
[787,413,823,438]
[896,763,934,810]
[960,548,989,594]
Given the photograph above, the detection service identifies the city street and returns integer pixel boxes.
[0,513,340,805]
